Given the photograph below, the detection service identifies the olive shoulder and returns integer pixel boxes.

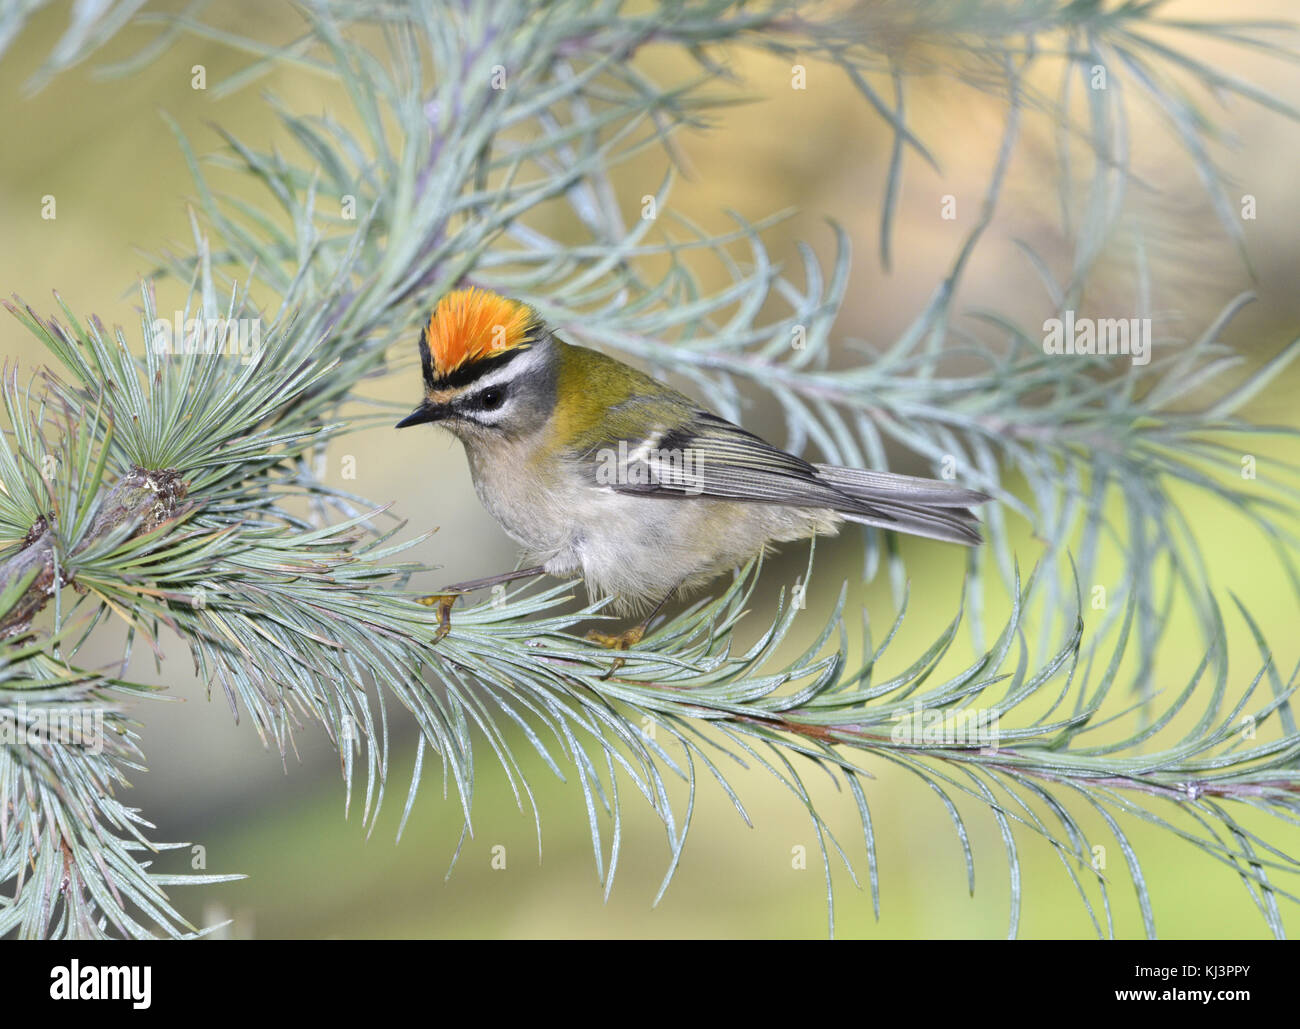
[550,341,696,454]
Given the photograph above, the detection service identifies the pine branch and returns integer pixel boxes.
[2,0,1299,938]
[0,467,188,639]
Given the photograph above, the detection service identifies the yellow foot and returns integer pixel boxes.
[585,624,646,678]
[416,591,464,644]
[584,625,646,651]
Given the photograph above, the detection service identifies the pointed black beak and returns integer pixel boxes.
[395,402,445,429]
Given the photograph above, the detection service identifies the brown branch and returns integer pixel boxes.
[0,466,187,638]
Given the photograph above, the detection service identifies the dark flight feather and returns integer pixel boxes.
[583,407,990,545]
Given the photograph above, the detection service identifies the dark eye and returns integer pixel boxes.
[479,386,505,410]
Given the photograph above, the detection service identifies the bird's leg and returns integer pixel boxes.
[586,585,679,676]
[418,565,547,643]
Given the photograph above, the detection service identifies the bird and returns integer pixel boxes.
[397,287,990,645]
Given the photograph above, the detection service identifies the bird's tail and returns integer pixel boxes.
[813,464,991,546]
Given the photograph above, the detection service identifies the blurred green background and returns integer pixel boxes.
[2,0,1300,938]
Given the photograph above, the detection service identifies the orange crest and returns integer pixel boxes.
[424,288,538,380]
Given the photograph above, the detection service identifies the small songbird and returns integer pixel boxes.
[398,288,990,639]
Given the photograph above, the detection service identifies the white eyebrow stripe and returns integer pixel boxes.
[461,346,545,395]
[454,347,545,425]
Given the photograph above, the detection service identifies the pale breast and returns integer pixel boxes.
[464,440,841,610]
[464,439,569,554]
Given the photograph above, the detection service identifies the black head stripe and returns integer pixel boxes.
[425,344,532,391]
[418,326,434,384]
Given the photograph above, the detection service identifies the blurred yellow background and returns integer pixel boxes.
[2,0,1299,938]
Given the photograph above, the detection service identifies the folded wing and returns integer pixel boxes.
[581,410,990,545]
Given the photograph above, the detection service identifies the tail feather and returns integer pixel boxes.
[815,464,991,545]
[841,504,983,545]
[814,464,991,507]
